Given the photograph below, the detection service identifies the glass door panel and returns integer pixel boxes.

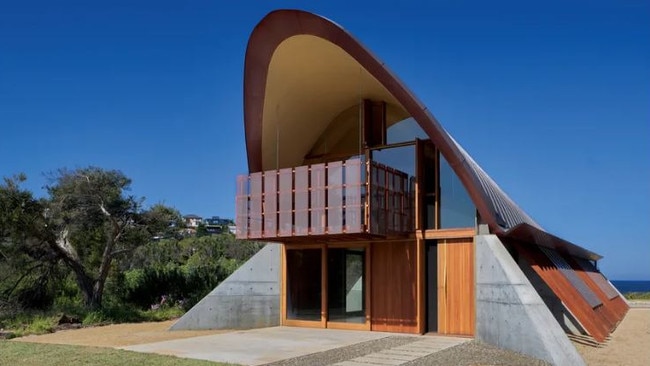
[327,248,365,323]
[286,249,322,321]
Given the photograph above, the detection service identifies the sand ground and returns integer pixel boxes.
[12,309,650,365]
[574,308,650,366]
[12,320,231,347]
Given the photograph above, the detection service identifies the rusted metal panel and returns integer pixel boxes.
[516,244,610,343]
[539,247,602,308]
[574,257,620,300]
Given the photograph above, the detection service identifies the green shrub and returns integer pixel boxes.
[27,315,57,334]
[625,291,650,300]
[0,312,59,337]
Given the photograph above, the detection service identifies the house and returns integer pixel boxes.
[183,214,203,229]
[204,216,230,226]
[173,10,627,365]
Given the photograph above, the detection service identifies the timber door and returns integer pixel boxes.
[437,238,475,335]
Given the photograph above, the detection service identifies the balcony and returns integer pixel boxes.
[235,157,413,241]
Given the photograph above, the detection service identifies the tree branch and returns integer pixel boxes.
[110,248,132,257]
[3,263,44,297]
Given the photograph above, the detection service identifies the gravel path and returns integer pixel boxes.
[403,341,551,366]
[264,336,419,366]
[264,337,550,366]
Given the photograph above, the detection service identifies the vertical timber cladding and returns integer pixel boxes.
[437,237,475,336]
[371,240,418,333]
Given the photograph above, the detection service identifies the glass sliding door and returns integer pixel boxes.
[327,248,366,324]
[286,249,322,321]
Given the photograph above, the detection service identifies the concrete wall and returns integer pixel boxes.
[171,243,281,330]
[475,235,585,366]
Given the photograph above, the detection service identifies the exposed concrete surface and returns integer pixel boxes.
[171,243,281,330]
[475,235,585,366]
[122,326,391,365]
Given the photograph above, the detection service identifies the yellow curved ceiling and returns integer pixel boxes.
[261,34,408,170]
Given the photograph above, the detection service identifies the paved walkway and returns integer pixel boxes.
[121,326,470,366]
[333,336,469,366]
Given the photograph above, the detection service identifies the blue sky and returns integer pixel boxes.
[1,1,648,280]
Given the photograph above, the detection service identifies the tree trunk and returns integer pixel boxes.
[71,270,97,309]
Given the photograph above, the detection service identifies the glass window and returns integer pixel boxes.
[421,143,436,229]
[386,117,428,144]
[372,145,415,177]
[439,156,475,228]
[371,145,415,233]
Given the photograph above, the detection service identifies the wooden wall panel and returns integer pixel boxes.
[371,240,418,333]
[437,238,475,336]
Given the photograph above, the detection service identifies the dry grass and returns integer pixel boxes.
[12,320,231,347]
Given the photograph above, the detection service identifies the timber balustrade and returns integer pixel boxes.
[235,157,413,240]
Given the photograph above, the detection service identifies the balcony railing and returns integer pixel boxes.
[235,157,412,240]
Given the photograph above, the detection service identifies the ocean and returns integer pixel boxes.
[611,280,650,294]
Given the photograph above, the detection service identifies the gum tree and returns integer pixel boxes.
[0,168,181,309]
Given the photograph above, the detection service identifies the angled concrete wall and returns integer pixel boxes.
[171,243,281,330]
[475,235,585,366]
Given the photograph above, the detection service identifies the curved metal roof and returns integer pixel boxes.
[242,9,601,261]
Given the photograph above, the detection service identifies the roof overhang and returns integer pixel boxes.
[242,9,602,261]
[503,223,602,261]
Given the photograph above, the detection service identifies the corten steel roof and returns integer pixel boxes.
[242,9,601,261]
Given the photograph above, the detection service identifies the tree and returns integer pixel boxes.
[195,223,209,237]
[0,174,62,310]
[0,168,181,309]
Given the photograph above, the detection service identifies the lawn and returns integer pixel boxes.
[0,341,233,366]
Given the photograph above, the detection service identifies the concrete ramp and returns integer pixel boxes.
[475,235,585,366]
[171,243,280,330]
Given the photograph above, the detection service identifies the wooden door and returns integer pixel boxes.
[437,238,474,335]
[370,241,418,333]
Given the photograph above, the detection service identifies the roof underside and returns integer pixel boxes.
[242,9,601,261]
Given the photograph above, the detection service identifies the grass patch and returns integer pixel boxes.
[81,304,185,325]
[625,292,650,300]
[0,341,233,366]
[1,304,185,337]
[0,313,59,338]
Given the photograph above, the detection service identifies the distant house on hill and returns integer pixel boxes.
[205,216,231,226]
[183,214,203,229]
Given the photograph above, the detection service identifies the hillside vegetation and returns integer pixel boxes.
[0,167,261,336]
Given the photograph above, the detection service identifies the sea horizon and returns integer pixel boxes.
[611,280,650,293]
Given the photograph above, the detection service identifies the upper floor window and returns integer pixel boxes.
[386,117,428,144]
[439,156,475,228]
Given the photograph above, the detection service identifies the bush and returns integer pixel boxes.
[0,312,59,337]
[625,292,650,300]
[113,235,263,310]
